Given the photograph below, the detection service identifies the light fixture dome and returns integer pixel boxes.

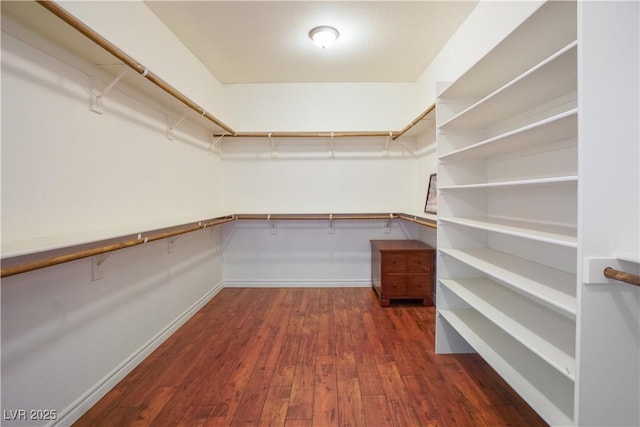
[309,26,339,49]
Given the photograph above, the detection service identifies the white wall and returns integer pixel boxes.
[225,82,420,132]
[576,1,640,425]
[1,22,226,252]
[222,220,425,287]
[222,155,417,214]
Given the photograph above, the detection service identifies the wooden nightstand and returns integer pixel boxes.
[370,240,434,307]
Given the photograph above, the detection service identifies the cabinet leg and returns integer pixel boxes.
[380,298,390,307]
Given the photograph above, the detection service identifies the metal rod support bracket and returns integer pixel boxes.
[209,134,225,156]
[330,132,335,158]
[269,133,277,158]
[384,132,392,157]
[92,253,111,281]
[268,214,277,235]
[91,67,128,114]
[167,110,189,140]
[168,236,180,253]
[385,213,393,234]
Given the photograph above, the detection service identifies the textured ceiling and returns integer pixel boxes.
[145,1,478,84]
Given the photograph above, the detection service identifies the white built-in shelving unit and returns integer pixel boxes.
[435,1,579,425]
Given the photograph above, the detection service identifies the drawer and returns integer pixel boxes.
[407,252,431,273]
[381,275,406,297]
[406,275,431,297]
[381,253,407,273]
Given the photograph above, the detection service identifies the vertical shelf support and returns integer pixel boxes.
[91,67,128,114]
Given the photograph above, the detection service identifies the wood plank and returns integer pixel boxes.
[228,368,274,426]
[128,386,176,427]
[286,300,318,421]
[205,327,271,425]
[375,359,421,427]
[335,351,366,427]
[361,395,395,427]
[284,420,313,427]
[257,386,291,426]
[312,355,339,427]
[176,405,213,427]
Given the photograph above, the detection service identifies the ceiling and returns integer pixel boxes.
[144,1,479,84]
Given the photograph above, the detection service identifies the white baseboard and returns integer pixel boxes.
[52,281,224,427]
[223,279,372,288]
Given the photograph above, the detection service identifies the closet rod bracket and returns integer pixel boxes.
[385,213,393,234]
[384,132,392,157]
[268,214,277,235]
[209,134,225,156]
[90,67,128,114]
[584,257,640,285]
[167,110,189,140]
[168,236,180,253]
[92,253,111,281]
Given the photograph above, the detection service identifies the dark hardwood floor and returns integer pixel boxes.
[74,287,548,426]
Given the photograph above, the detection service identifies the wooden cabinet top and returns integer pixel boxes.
[370,240,433,251]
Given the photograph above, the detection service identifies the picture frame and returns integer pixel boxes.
[424,173,437,214]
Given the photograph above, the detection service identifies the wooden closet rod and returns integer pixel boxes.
[36,0,236,136]
[393,103,436,140]
[235,213,399,221]
[603,267,640,287]
[217,131,397,139]
[395,213,437,229]
[0,216,236,278]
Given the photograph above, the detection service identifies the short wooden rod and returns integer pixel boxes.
[393,103,436,140]
[603,267,640,287]
[395,214,437,229]
[220,131,399,139]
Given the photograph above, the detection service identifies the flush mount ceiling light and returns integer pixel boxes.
[309,26,339,49]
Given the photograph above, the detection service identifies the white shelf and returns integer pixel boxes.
[439,109,578,160]
[439,277,576,379]
[439,247,576,318]
[439,216,577,248]
[440,42,577,130]
[438,309,574,427]
[440,1,577,100]
[440,175,578,191]
[435,2,579,424]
